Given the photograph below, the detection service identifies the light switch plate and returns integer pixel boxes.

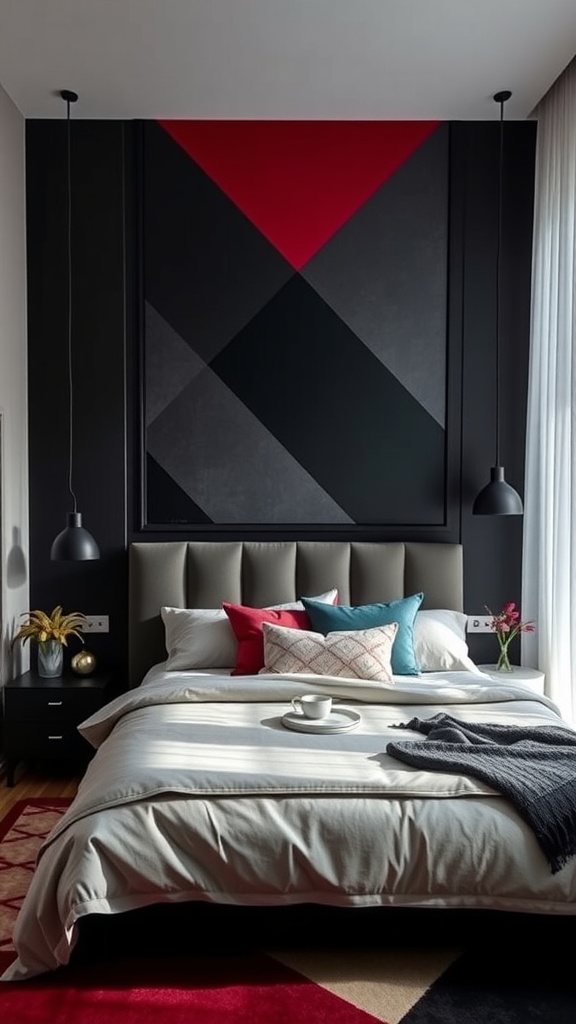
[81,615,110,633]
[467,615,495,633]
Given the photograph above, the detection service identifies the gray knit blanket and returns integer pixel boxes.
[386,713,576,874]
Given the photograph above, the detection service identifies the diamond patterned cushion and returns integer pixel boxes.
[262,621,398,682]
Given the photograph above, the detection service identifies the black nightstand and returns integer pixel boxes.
[2,670,114,786]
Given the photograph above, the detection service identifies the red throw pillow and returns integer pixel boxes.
[222,604,311,675]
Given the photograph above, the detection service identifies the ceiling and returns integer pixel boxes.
[0,0,575,122]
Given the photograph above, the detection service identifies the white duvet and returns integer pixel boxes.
[3,666,576,982]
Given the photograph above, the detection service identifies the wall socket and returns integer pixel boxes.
[467,615,495,633]
[81,615,110,634]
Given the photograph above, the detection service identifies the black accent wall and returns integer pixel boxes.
[459,122,535,660]
[25,119,536,682]
[26,121,127,678]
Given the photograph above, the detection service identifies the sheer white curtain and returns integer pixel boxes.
[522,57,576,723]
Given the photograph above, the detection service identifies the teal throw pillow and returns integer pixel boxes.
[301,593,423,675]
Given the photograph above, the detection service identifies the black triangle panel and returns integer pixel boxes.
[210,276,445,525]
[146,454,213,525]
[143,122,294,365]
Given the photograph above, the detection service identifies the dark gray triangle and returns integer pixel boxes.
[145,301,204,426]
[147,366,354,524]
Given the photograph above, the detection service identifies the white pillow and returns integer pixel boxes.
[413,609,478,672]
[161,589,338,671]
[262,621,398,682]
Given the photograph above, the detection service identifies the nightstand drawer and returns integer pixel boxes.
[4,687,104,722]
[3,722,92,760]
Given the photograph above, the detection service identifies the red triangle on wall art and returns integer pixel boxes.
[158,119,440,270]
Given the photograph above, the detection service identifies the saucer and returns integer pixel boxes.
[281,708,361,734]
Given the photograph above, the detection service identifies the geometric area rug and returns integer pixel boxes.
[1,800,576,1024]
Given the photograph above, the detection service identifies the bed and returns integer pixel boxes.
[3,539,576,982]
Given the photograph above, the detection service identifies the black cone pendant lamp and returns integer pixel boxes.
[472,90,523,516]
[51,90,100,560]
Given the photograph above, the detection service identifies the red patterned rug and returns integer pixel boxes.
[0,798,575,1023]
[0,798,71,963]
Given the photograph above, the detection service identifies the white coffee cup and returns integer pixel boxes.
[291,694,333,719]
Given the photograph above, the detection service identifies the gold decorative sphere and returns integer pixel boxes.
[71,650,97,676]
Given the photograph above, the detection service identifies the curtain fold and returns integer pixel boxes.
[522,58,576,723]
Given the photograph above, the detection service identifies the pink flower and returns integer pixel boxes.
[485,603,535,641]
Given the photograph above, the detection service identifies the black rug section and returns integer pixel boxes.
[403,944,576,1024]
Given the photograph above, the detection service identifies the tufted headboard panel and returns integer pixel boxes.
[128,541,463,686]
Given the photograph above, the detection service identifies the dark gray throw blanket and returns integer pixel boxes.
[386,713,576,874]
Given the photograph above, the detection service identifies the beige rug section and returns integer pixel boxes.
[270,946,462,1024]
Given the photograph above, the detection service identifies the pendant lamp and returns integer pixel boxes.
[51,90,100,560]
[472,90,523,516]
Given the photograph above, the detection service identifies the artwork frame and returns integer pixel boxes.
[137,119,462,537]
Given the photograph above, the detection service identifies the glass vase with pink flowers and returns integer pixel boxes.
[486,602,536,672]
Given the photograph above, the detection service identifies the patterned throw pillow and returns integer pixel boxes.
[262,621,398,682]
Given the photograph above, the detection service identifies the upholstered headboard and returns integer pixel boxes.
[128,541,463,687]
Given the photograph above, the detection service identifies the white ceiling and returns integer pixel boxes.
[0,0,575,121]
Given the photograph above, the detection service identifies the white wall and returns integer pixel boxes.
[0,84,28,683]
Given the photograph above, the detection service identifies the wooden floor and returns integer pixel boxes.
[0,762,82,819]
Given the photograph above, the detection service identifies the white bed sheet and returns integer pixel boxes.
[3,667,575,982]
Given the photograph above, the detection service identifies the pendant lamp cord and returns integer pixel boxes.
[64,90,78,515]
[495,97,502,466]
[494,90,510,468]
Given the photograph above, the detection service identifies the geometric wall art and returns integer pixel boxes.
[140,119,449,528]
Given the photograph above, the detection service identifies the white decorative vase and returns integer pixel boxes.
[37,639,64,678]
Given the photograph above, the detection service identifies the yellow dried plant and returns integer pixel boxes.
[12,606,87,647]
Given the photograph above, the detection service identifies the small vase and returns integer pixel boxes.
[37,639,64,678]
[496,646,512,672]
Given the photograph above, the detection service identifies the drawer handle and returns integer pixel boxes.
[47,701,63,706]
[48,735,63,741]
